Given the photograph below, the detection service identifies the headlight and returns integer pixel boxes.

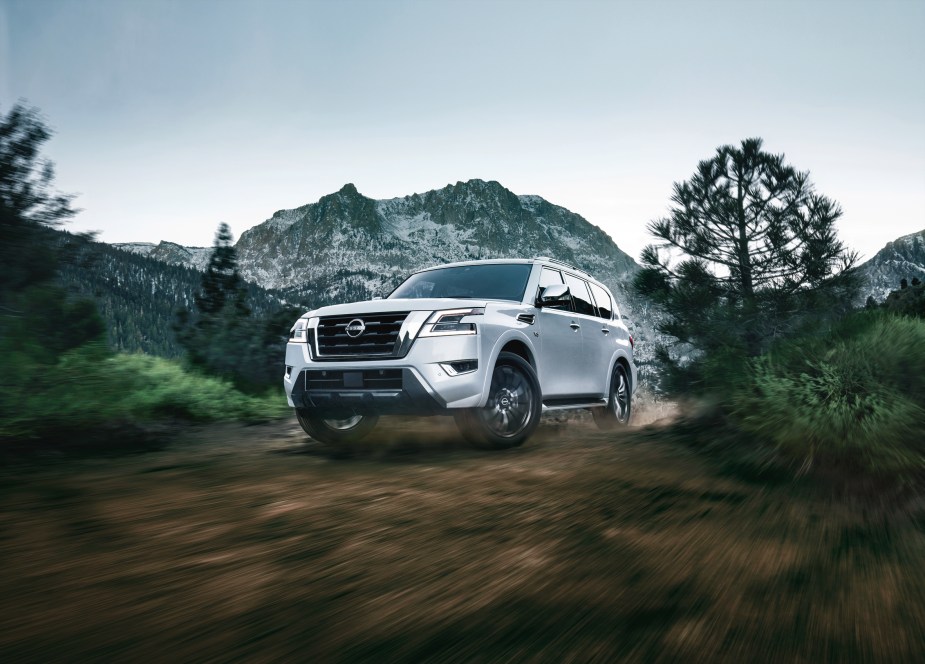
[418,308,485,337]
[289,318,308,342]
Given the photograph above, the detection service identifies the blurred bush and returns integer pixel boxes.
[0,344,287,442]
[731,311,925,479]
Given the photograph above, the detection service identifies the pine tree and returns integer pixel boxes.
[174,222,293,391]
[1,103,77,299]
[195,222,249,317]
[635,138,859,392]
[0,103,104,356]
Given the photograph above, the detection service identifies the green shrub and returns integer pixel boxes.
[106,352,287,422]
[0,346,288,442]
[732,312,925,477]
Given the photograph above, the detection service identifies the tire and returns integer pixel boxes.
[295,408,378,454]
[593,362,632,430]
[454,352,542,449]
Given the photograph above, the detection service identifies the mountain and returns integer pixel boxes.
[857,230,925,303]
[112,179,640,312]
[232,180,639,303]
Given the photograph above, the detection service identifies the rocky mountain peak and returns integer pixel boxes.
[228,181,640,305]
[316,182,370,208]
[878,230,925,260]
[857,229,925,303]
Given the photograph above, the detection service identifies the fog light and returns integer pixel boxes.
[440,360,478,376]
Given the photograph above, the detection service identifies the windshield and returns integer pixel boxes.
[389,264,532,302]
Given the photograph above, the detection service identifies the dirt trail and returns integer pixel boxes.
[1,417,923,662]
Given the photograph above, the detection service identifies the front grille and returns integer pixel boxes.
[305,369,403,391]
[316,312,409,358]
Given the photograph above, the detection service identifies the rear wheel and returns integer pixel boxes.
[593,363,631,430]
[454,352,542,449]
[296,408,378,455]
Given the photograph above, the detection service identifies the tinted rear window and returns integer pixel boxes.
[589,282,613,320]
[389,264,532,302]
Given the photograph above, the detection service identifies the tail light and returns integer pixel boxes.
[629,335,635,349]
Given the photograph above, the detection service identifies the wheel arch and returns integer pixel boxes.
[615,355,632,389]
[478,331,539,407]
[498,338,536,370]
[607,351,634,394]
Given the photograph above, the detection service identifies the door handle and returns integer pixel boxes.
[601,328,610,335]
[569,322,581,330]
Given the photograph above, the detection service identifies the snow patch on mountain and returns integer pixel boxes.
[266,205,310,232]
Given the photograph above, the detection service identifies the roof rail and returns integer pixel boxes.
[533,256,592,278]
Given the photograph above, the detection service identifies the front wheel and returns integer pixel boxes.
[454,352,542,449]
[593,362,632,430]
[295,408,378,453]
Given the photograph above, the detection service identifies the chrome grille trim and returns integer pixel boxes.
[314,312,410,359]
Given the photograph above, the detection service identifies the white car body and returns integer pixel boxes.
[284,258,637,447]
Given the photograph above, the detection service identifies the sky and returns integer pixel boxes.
[1,0,923,262]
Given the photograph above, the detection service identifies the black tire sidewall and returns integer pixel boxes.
[593,363,632,430]
[458,352,542,449]
[615,364,631,424]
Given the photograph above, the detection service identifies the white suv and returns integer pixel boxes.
[284,258,636,450]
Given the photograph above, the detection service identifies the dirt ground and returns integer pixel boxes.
[1,414,923,662]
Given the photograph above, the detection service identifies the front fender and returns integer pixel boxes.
[476,329,538,408]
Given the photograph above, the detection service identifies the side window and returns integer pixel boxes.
[589,283,613,320]
[564,273,595,316]
[537,267,571,311]
[539,267,563,288]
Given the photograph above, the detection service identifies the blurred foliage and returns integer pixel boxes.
[0,344,286,441]
[0,103,108,439]
[0,102,286,445]
[1,103,80,316]
[730,310,925,480]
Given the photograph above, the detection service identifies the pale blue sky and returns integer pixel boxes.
[1,0,923,261]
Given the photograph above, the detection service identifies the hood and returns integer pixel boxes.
[305,298,492,318]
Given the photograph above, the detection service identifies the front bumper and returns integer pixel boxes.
[288,367,447,415]
[284,334,486,415]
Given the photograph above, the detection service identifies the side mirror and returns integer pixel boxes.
[536,283,570,307]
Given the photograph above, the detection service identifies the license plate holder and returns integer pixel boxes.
[343,372,363,389]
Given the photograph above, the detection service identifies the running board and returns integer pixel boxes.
[542,397,608,412]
